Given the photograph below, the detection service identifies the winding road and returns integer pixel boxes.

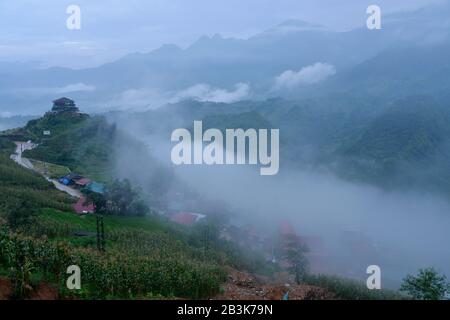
[10,141,82,198]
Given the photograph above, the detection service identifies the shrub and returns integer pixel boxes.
[400,268,450,300]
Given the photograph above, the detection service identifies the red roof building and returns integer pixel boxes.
[73,196,95,214]
[279,221,297,236]
[75,178,92,187]
[170,212,205,226]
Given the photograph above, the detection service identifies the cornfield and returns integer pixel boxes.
[0,227,225,299]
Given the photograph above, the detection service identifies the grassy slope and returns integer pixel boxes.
[0,137,74,214]
[39,208,166,235]
[29,159,71,179]
[23,113,114,181]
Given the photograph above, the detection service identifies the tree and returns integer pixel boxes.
[84,179,149,217]
[6,199,38,231]
[85,191,107,214]
[400,267,450,300]
[128,199,149,217]
[282,234,309,284]
[108,179,136,215]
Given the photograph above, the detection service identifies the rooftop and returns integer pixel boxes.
[73,196,95,214]
[84,181,105,194]
[170,212,206,226]
[75,178,92,186]
[51,97,79,113]
[53,97,75,105]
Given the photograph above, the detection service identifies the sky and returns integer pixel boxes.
[0,0,440,68]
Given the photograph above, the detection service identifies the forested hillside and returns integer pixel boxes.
[107,95,450,197]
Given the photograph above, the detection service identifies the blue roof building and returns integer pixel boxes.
[84,181,105,194]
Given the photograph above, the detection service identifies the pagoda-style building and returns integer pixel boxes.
[51,97,79,113]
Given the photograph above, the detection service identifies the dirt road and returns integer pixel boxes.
[10,141,82,198]
[10,141,36,169]
[47,177,82,198]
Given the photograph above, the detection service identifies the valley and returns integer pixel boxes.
[1,0,450,302]
[0,98,416,300]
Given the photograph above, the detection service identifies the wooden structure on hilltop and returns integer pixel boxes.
[52,97,79,113]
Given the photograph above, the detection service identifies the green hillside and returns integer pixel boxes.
[333,96,450,192]
[23,112,114,181]
[326,43,450,101]
[202,111,274,131]
[0,113,271,300]
[342,97,449,161]
[0,137,74,215]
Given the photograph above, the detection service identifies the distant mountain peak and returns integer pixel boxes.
[193,33,226,45]
[158,43,182,51]
[260,19,327,37]
[191,20,326,46]
[147,43,183,56]
[187,33,242,52]
[278,19,324,29]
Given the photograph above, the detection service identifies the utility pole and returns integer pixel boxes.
[203,224,210,261]
[96,214,100,251]
[101,215,105,252]
[96,214,105,252]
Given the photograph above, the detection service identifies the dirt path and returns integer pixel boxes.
[0,277,12,300]
[0,276,59,300]
[47,177,82,198]
[10,141,36,170]
[10,141,82,198]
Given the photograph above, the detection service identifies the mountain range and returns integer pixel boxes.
[1,1,450,115]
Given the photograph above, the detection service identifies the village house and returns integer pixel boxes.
[279,221,297,237]
[73,196,95,214]
[84,181,105,194]
[170,212,206,226]
[74,178,92,188]
[59,172,105,194]
[59,173,83,186]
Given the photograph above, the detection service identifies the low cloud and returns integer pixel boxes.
[19,82,96,95]
[274,62,336,89]
[0,111,13,118]
[111,88,171,110]
[55,83,96,94]
[174,83,250,103]
[109,83,251,111]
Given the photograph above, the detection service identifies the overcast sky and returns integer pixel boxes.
[0,0,439,68]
